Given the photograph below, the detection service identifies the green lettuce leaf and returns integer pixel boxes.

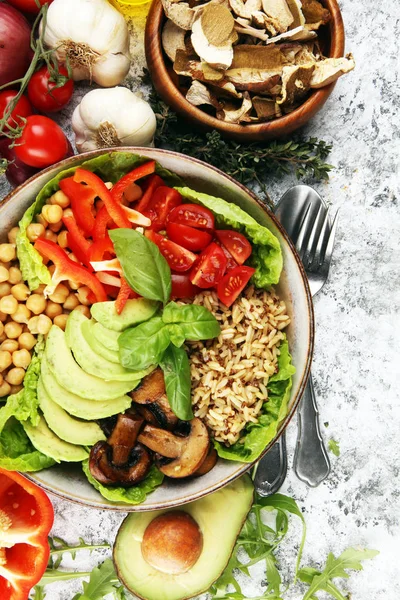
[175,187,283,287]
[82,461,164,505]
[16,152,184,290]
[215,338,295,462]
[0,335,45,435]
[0,417,55,472]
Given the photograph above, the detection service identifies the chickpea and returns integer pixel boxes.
[0,350,12,371]
[74,305,90,318]
[11,305,31,325]
[104,181,113,190]
[5,321,23,339]
[27,316,39,334]
[49,221,63,233]
[0,244,16,263]
[36,314,52,335]
[12,349,31,370]
[8,266,22,285]
[68,253,78,263]
[53,314,68,330]
[68,280,80,290]
[45,301,62,319]
[11,283,30,302]
[0,266,9,283]
[0,322,3,337]
[63,293,79,311]
[63,208,73,219]
[0,339,18,353]
[6,367,25,386]
[49,284,69,304]
[36,214,48,229]
[26,294,47,315]
[77,286,92,306]
[18,332,36,351]
[0,374,3,386]
[26,223,45,243]
[7,227,19,245]
[44,229,58,242]
[42,204,63,224]
[57,231,69,249]
[0,381,11,397]
[124,183,142,204]
[0,333,5,343]
[9,384,23,394]
[0,295,18,315]
[50,190,70,208]
[0,312,7,323]
[0,283,11,298]
[34,284,47,295]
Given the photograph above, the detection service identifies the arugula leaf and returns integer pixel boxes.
[110,228,171,305]
[118,317,171,370]
[48,537,110,570]
[162,301,221,340]
[72,558,119,600]
[160,345,193,420]
[328,439,340,457]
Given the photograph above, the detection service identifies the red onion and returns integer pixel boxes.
[0,4,32,87]
[0,137,38,187]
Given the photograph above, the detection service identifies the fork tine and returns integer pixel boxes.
[302,204,325,267]
[311,208,331,268]
[321,208,340,268]
[295,202,312,259]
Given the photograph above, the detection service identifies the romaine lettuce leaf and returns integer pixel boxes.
[215,338,295,462]
[175,187,283,287]
[16,152,184,290]
[82,461,164,505]
[0,417,55,472]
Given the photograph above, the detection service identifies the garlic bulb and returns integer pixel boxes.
[42,0,130,87]
[72,87,157,152]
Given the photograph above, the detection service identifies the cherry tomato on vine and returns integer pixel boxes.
[14,115,69,168]
[27,66,74,113]
[6,0,54,14]
[0,90,32,133]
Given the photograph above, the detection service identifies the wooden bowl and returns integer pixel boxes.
[145,0,345,142]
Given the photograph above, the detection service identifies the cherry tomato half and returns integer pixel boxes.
[217,266,256,307]
[189,242,227,289]
[215,230,252,265]
[144,187,182,232]
[27,66,74,113]
[166,222,212,252]
[218,242,238,272]
[171,273,200,299]
[146,231,197,272]
[168,203,214,230]
[14,115,69,168]
[0,91,32,134]
[6,0,53,14]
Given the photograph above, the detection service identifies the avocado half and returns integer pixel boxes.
[113,475,254,600]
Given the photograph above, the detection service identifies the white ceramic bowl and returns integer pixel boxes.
[0,148,314,511]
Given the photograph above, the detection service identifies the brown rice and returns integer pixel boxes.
[188,286,290,446]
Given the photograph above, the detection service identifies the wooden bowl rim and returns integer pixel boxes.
[145,0,345,137]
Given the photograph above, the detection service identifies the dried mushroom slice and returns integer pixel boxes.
[162,0,195,30]
[208,80,243,97]
[201,62,225,81]
[234,20,269,41]
[174,49,203,77]
[201,3,235,46]
[261,0,294,33]
[288,28,318,41]
[252,96,277,120]
[191,14,234,70]
[310,54,355,88]
[300,0,331,25]
[229,0,261,19]
[277,63,315,105]
[217,92,252,123]
[162,19,187,62]
[266,24,305,43]
[226,68,281,92]
[286,0,305,28]
[231,44,285,70]
[186,80,221,107]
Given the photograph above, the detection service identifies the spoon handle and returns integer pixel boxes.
[254,431,287,496]
[294,373,330,486]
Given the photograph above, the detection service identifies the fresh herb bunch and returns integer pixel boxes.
[147,89,334,194]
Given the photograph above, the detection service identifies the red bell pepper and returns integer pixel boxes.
[93,205,113,242]
[89,236,115,262]
[59,176,96,237]
[62,215,92,268]
[136,173,164,212]
[90,258,123,275]
[35,238,107,303]
[115,277,133,315]
[74,168,131,229]
[0,468,54,600]
[111,161,156,206]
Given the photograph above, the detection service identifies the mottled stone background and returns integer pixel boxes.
[1,0,399,597]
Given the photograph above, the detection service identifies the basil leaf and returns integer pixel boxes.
[163,301,220,340]
[167,324,186,348]
[160,345,193,421]
[110,229,171,305]
[118,317,171,371]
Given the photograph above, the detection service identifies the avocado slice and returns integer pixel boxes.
[91,298,159,332]
[92,322,120,352]
[37,377,106,446]
[41,356,132,420]
[23,415,89,463]
[113,475,254,600]
[82,319,120,363]
[65,310,152,383]
[45,325,140,401]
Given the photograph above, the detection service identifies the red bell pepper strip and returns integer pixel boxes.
[96,272,122,287]
[0,468,54,600]
[111,161,156,205]
[90,258,123,275]
[136,173,164,212]
[93,205,113,242]
[89,236,115,262]
[74,168,131,229]
[62,215,92,269]
[121,205,151,227]
[115,277,132,315]
[59,177,96,237]
[35,238,107,303]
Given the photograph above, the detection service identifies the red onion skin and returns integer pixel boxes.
[0,4,32,87]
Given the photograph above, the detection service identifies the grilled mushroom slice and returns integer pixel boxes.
[193,446,218,476]
[131,368,178,430]
[138,418,209,478]
[89,413,151,486]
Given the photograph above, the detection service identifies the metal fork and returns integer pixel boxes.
[255,186,339,495]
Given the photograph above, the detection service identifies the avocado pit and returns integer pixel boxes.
[141,511,203,575]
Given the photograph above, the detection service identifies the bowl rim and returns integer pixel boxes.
[1,147,314,510]
[144,0,345,140]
